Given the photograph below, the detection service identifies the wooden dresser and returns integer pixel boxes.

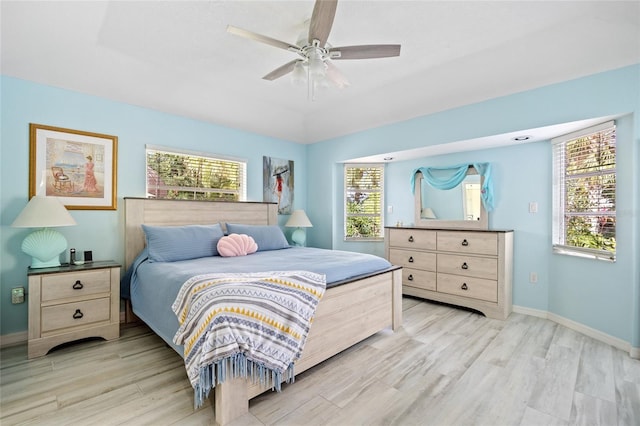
[27,261,121,358]
[385,227,513,320]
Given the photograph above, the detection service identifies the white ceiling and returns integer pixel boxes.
[2,1,639,152]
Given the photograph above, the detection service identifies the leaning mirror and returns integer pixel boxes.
[413,165,489,230]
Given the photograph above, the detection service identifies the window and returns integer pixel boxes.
[552,121,616,261]
[344,164,384,240]
[146,145,246,201]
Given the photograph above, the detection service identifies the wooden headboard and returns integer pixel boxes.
[124,198,278,269]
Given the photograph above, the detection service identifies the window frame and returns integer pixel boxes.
[344,163,385,242]
[551,121,616,262]
[145,145,247,201]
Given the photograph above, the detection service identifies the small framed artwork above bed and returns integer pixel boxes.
[122,197,402,425]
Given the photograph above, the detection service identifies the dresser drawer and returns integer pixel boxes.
[437,253,497,280]
[402,268,436,291]
[388,229,436,250]
[41,297,111,333]
[41,269,111,302]
[389,249,436,271]
[437,273,498,302]
[437,231,497,255]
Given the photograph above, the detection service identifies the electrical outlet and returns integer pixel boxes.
[529,272,538,284]
[11,287,25,304]
[387,205,393,214]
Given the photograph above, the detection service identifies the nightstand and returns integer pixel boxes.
[27,260,121,358]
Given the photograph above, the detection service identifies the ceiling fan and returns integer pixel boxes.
[227,0,401,98]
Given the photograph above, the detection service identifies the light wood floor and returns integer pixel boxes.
[1,297,639,425]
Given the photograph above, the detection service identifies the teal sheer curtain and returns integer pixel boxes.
[411,163,494,212]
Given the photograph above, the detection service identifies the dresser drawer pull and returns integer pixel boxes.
[72,280,84,290]
[461,283,468,290]
[461,262,468,270]
[461,239,469,246]
[407,274,414,281]
[72,309,84,319]
[408,236,414,243]
[408,256,414,263]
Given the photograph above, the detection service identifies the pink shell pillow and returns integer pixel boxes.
[217,233,258,257]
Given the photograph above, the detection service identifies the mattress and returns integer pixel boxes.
[122,246,392,355]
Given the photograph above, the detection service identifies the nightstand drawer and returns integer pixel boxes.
[437,273,498,302]
[437,231,497,255]
[41,297,111,333]
[388,229,436,250]
[389,249,436,271]
[437,253,497,280]
[41,269,111,302]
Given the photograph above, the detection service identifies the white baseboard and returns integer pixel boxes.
[512,305,548,319]
[513,305,633,356]
[4,306,637,359]
[0,331,28,348]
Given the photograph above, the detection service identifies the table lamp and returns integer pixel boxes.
[11,196,77,268]
[285,210,313,246]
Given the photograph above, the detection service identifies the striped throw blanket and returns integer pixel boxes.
[172,270,326,408]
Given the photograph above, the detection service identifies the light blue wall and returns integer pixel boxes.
[0,76,307,335]
[2,65,639,352]
[307,65,640,348]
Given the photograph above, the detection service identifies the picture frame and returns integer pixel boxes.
[263,156,294,215]
[29,123,118,210]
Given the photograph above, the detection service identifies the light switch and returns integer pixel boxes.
[387,205,393,214]
[529,202,538,213]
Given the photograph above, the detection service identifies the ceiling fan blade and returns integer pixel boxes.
[325,61,350,89]
[308,0,338,47]
[227,25,300,53]
[262,60,299,81]
[329,44,401,60]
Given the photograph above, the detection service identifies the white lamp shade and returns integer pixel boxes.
[308,51,326,79]
[11,196,76,228]
[285,210,313,228]
[12,196,76,268]
[421,207,437,219]
[291,61,306,86]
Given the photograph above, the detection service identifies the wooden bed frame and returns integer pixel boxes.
[123,197,403,425]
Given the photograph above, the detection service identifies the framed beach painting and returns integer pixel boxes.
[29,123,118,210]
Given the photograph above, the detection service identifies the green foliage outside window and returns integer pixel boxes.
[345,166,383,239]
[558,127,616,254]
[146,150,244,201]
[346,192,382,238]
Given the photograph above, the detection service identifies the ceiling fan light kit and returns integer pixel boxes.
[227,0,401,100]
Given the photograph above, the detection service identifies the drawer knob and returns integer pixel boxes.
[72,280,84,290]
[72,309,84,319]
[408,236,414,243]
[407,274,414,281]
[461,283,468,290]
[461,262,468,270]
[461,239,469,246]
[408,256,414,263]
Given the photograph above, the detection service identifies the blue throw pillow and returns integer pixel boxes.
[225,223,290,251]
[142,224,224,262]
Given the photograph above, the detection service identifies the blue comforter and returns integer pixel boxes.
[122,246,392,355]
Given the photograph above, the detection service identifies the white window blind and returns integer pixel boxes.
[146,145,246,201]
[344,164,384,240]
[552,121,616,261]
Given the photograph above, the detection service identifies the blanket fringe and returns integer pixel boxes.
[194,353,295,409]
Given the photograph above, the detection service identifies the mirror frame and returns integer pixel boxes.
[414,167,489,230]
